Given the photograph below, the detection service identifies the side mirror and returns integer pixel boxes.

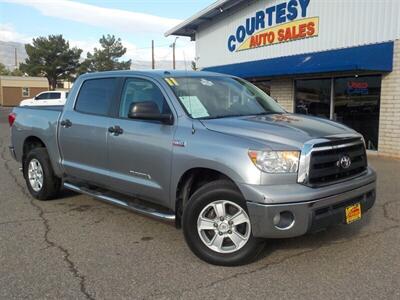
[128,101,173,125]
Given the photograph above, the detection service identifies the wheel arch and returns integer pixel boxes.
[22,136,47,166]
[173,167,243,228]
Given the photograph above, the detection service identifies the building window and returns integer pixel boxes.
[294,75,381,150]
[22,87,30,97]
[295,78,331,119]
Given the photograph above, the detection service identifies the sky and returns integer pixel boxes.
[0,0,215,63]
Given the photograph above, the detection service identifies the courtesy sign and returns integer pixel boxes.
[227,0,319,52]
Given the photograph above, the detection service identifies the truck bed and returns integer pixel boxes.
[10,105,64,176]
[15,105,64,111]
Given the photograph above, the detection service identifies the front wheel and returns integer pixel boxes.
[182,180,264,266]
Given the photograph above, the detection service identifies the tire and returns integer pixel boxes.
[23,147,61,200]
[182,180,264,266]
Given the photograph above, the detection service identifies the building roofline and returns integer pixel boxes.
[165,0,245,38]
[0,76,48,81]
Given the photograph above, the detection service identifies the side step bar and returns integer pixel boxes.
[63,182,175,222]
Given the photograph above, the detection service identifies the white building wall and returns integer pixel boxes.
[196,0,400,68]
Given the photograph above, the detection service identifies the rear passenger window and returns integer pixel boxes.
[48,92,61,99]
[75,78,116,116]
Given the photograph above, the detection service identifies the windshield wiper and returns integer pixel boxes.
[248,112,277,116]
[199,114,247,120]
[199,111,281,120]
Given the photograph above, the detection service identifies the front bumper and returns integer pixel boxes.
[245,171,376,238]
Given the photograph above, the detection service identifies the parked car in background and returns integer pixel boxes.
[8,70,376,266]
[19,91,68,107]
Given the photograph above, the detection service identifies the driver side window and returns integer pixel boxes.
[119,78,170,118]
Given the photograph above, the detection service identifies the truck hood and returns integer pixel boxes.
[19,98,34,105]
[201,113,356,149]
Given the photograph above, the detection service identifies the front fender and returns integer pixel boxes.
[169,122,263,210]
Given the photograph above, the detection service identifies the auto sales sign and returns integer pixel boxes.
[227,0,319,52]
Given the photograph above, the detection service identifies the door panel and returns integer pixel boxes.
[107,119,174,204]
[106,77,175,205]
[58,77,118,185]
[59,111,110,185]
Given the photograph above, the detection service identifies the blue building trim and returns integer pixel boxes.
[202,42,394,78]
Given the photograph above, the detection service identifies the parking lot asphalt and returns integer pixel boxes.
[0,107,399,300]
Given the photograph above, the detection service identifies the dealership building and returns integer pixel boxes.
[166,0,400,158]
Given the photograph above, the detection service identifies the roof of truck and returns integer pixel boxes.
[79,70,229,80]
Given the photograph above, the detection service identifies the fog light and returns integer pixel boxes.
[273,211,295,230]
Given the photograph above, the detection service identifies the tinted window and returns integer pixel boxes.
[334,75,381,150]
[295,79,331,119]
[119,78,170,118]
[75,78,116,116]
[36,93,49,100]
[48,92,61,99]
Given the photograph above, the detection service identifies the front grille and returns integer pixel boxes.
[306,138,367,187]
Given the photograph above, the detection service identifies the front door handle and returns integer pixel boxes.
[60,119,72,128]
[108,125,123,136]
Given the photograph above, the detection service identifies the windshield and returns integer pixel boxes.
[166,76,285,119]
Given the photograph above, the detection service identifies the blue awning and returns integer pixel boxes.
[202,42,394,78]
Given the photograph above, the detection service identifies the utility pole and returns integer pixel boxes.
[170,37,179,70]
[14,48,17,67]
[151,40,155,70]
[172,42,176,70]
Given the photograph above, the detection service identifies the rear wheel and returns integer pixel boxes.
[23,148,61,200]
[182,180,264,266]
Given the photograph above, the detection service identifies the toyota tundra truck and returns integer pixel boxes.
[8,70,376,266]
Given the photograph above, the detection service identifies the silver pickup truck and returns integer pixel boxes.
[9,70,376,266]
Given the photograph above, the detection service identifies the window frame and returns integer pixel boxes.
[74,77,122,117]
[22,87,30,97]
[111,76,175,124]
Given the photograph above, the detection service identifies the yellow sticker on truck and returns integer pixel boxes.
[345,203,362,224]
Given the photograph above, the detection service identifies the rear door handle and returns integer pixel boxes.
[108,125,123,136]
[60,119,72,128]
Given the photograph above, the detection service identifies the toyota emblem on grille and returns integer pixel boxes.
[338,155,352,169]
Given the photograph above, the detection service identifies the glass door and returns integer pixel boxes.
[333,76,381,150]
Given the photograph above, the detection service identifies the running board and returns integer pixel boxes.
[63,182,175,222]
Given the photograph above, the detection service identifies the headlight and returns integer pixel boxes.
[248,150,300,173]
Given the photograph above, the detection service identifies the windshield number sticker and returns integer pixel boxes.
[165,77,179,86]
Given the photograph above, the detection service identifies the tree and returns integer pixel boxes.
[0,63,10,75]
[20,35,82,90]
[10,68,24,76]
[79,34,131,73]
[0,63,24,76]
